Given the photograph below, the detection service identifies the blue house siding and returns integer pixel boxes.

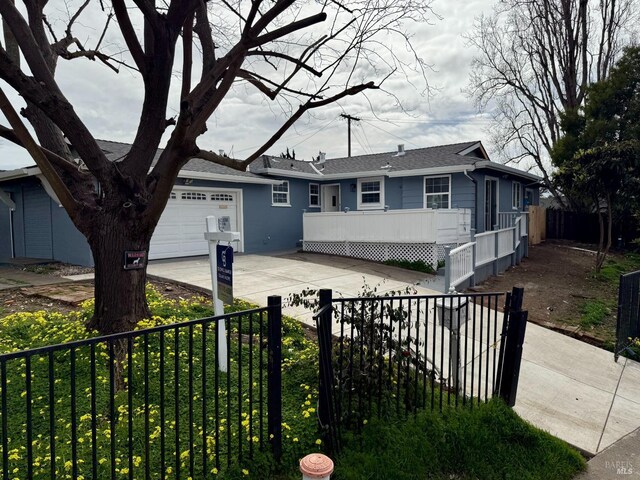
[0,180,93,264]
[473,169,540,233]
[395,173,477,227]
[0,202,11,260]
[175,177,308,254]
[244,178,308,253]
[51,203,93,266]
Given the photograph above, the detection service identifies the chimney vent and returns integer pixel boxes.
[318,151,326,163]
[219,149,225,156]
[396,144,405,156]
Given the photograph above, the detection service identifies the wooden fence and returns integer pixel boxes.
[528,206,546,245]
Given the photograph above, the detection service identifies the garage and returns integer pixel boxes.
[149,187,243,260]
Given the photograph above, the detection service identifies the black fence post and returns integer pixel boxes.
[498,287,528,406]
[317,289,338,451]
[267,295,282,462]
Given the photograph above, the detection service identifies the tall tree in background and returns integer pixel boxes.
[0,0,434,334]
[553,46,640,270]
[467,0,636,202]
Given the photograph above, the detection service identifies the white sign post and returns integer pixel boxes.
[205,216,240,372]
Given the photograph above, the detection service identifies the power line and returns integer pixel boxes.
[290,116,340,149]
[360,119,421,148]
[357,122,374,154]
[232,116,339,155]
[358,116,492,125]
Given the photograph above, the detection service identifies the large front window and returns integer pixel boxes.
[424,175,450,209]
[272,181,290,206]
[357,177,384,209]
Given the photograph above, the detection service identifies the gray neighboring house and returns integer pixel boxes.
[0,140,540,266]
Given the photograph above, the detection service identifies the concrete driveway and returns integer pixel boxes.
[145,251,640,456]
[147,251,441,325]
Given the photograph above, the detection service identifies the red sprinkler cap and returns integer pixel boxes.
[299,453,334,479]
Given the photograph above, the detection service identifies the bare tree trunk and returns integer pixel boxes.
[86,215,152,334]
[596,195,614,272]
[595,199,606,272]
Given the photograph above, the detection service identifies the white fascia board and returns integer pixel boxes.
[0,167,39,182]
[474,161,541,182]
[178,170,283,185]
[457,142,489,159]
[387,165,475,177]
[36,174,62,207]
[261,168,322,180]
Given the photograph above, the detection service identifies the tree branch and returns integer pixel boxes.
[0,125,86,176]
[0,87,78,216]
[249,13,328,48]
[242,81,377,165]
[246,50,322,76]
[112,0,147,73]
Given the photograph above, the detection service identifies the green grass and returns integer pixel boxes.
[334,399,585,480]
[580,299,615,329]
[383,259,436,274]
[596,252,640,284]
[0,286,320,479]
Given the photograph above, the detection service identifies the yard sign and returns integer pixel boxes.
[216,244,233,305]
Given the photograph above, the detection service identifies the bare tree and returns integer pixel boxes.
[0,0,434,333]
[466,0,635,201]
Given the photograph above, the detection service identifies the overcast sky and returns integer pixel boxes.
[0,0,496,170]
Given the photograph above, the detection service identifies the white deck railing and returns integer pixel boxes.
[448,242,476,290]
[474,231,496,266]
[497,228,514,257]
[303,208,471,245]
[444,212,530,292]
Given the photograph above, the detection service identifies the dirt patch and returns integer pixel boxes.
[469,240,622,348]
[0,279,210,316]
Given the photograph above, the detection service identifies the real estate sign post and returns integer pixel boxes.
[205,216,240,372]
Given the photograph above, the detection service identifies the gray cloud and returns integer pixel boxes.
[1,0,497,170]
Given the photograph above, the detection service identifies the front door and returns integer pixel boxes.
[321,184,340,212]
[485,178,498,231]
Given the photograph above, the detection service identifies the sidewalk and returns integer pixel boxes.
[576,427,639,479]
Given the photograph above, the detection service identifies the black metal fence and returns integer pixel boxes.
[616,271,640,361]
[0,297,283,480]
[315,288,528,452]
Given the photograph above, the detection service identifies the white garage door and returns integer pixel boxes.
[149,189,242,260]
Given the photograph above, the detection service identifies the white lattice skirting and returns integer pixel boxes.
[303,241,461,266]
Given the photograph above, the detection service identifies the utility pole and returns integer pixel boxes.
[340,113,360,157]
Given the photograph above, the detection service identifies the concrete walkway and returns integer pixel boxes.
[78,251,640,457]
[0,266,71,290]
[576,427,639,479]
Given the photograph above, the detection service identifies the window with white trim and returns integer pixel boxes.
[512,182,522,209]
[309,183,320,207]
[424,175,450,209]
[272,181,290,206]
[357,177,384,210]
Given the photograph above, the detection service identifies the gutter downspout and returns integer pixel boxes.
[463,169,478,232]
[10,208,14,258]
